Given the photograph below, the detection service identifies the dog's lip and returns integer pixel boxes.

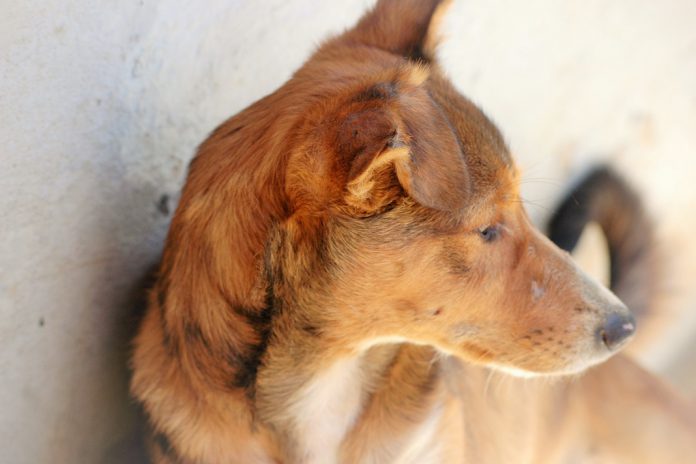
[490,355,610,378]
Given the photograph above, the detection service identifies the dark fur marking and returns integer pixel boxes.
[157,284,167,318]
[152,431,182,462]
[220,303,274,391]
[226,230,289,393]
[216,247,278,392]
[153,432,171,453]
[211,291,268,390]
[441,245,470,275]
[301,323,321,337]
[183,320,213,352]
[406,45,429,64]
[315,228,334,274]
[354,82,398,102]
[231,336,270,390]
[237,304,273,327]
[156,282,179,357]
[211,124,244,141]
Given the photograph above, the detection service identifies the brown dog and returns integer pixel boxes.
[131,1,696,462]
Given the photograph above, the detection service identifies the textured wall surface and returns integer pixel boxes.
[1,1,695,462]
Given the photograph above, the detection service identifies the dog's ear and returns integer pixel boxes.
[342,0,452,62]
[338,83,470,212]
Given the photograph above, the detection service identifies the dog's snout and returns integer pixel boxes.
[597,312,636,351]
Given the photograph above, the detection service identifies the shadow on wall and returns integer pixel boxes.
[100,265,155,464]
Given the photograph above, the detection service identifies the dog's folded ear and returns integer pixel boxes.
[338,82,470,213]
[338,104,405,211]
[341,0,452,62]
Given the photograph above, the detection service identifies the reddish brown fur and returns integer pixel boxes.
[131,1,696,462]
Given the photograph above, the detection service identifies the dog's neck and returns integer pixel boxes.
[256,328,445,463]
[281,349,374,463]
[255,333,393,462]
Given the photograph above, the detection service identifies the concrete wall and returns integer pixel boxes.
[1,1,694,462]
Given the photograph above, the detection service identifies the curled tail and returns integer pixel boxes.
[547,166,657,319]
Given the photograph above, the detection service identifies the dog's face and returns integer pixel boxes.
[271,0,635,377]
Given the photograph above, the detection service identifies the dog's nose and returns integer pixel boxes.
[597,312,636,351]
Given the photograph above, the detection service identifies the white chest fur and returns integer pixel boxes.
[395,403,444,464]
[289,356,366,464]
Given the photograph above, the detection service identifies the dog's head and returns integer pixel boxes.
[169,0,635,383]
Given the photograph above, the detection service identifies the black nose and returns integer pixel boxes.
[598,312,636,351]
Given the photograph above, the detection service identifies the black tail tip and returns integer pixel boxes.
[547,165,628,253]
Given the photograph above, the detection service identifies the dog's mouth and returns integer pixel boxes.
[488,350,615,378]
[443,304,636,378]
[482,315,636,378]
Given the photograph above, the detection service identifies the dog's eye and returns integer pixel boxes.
[478,225,500,242]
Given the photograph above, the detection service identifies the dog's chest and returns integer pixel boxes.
[286,351,445,464]
[393,404,445,464]
[289,356,366,464]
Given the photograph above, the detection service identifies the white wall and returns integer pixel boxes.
[1,1,694,462]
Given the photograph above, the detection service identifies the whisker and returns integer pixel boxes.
[483,368,495,398]
[519,197,552,213]
[519,179,565,187]
[519,157,557,175]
